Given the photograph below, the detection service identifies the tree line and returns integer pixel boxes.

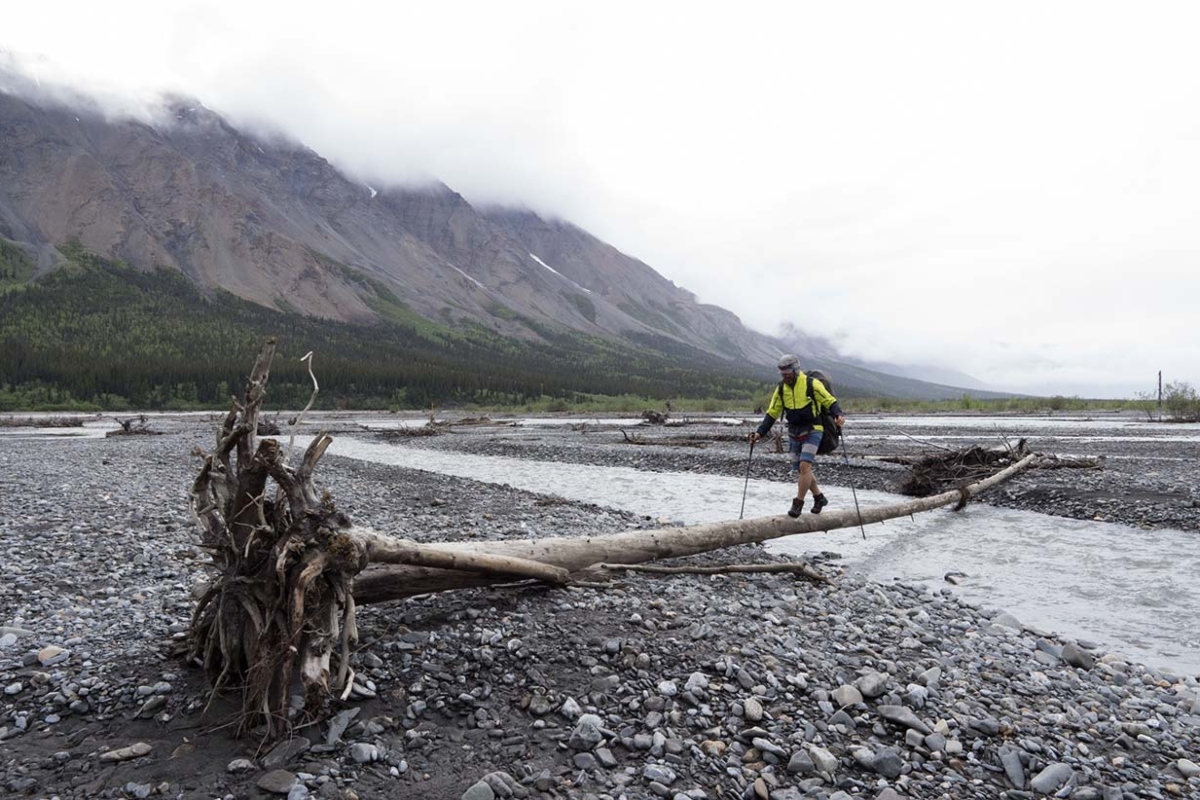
[0,248,767,411]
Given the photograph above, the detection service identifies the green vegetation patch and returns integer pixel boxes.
[308,249,456,340]
[618,300,677,334]
[840,394,1143,415]
[0,239,36,290]
[648,300,689,331]
[564,292,597,324]
[487,302,519,321]
[1146,381,1200,422]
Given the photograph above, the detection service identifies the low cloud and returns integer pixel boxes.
[4,2,1200,397]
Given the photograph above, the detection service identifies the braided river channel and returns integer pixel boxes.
[303,414,1200,680]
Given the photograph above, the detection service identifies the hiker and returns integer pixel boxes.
[749,354,845,517]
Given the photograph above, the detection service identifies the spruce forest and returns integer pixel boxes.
[0,246,767,411]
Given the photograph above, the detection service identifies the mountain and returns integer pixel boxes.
[851,361,991,391]
[481,208,782,363]
[0,85,776,358]
[0,78,999,402]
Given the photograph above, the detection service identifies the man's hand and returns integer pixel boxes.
[835,415,846,428]
[749,431,760,443]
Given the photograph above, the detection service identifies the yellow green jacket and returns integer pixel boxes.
[756,372,843,436]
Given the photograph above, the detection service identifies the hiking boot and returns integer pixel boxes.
[811,494,829,514]
[787,497,804,518]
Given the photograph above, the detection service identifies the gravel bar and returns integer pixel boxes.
[1,413,1197,800]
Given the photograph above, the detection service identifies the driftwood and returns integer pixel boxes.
[377,425,441,438]
[898,441,1032,496]
[596,561,831,584]
[377,416,514,439]
[187,342,1044,739]
[0,415,86,428]
[620,430,710,448]
[1036,453,1105,470]
[620,431,749,447]
[109,415,158,436]
[895,441,1103,496]
[187,341,370,738]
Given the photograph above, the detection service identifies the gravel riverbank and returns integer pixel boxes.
[1,413,1198,800]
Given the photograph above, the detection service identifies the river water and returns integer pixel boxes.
[308,423,1200,679]
[7,410,1195,676]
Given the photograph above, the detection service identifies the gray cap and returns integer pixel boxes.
[777,354,799,370]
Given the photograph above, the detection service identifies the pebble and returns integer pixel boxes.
[877,704,932,735]
[257,770,298,795]
[38,645,69,666]
[99,742,153,762]
[461,781,494,800]
[1030,762,1074,794]
[348,742,378,763]
[743,696,763,721]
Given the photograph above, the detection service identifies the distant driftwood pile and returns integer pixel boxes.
[886,443,1101,499]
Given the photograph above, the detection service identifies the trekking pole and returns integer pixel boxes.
[739,437,756,520]
[839,430,866,539]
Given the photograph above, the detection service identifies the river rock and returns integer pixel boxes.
[998,745,1025,788]
[856,671,888,698]
[787,750,814,774]
[744,696,764,721]
[832,684,863,707]
[38,645,69,666]
[809,746,838,774]
[872,747,903,779]
[1030,762,1074,794]
[877,705,932,734]
[99,742,152,762]
[462,780,494,800]
[1062,642,1095,669]
[256,770,297,795]
[263,737,311,768]
[568,717,603,750]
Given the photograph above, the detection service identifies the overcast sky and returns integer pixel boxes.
[4,2,1199,398]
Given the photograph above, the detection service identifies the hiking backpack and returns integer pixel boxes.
[807,371,841,455]
[779,370,841,455]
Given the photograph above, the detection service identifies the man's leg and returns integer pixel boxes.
[797,462,814,501]
[809,463,829,513]
[787,431,823,518]
[804,431,828,514]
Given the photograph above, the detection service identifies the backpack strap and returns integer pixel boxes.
[782,376,820,416]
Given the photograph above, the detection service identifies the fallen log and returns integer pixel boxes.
[349,451,1038,604]
[1036,453,1105,470]
[620,430,711,447]
[595,561,831,584]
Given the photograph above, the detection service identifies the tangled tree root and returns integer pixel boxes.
[186,340,369,739]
